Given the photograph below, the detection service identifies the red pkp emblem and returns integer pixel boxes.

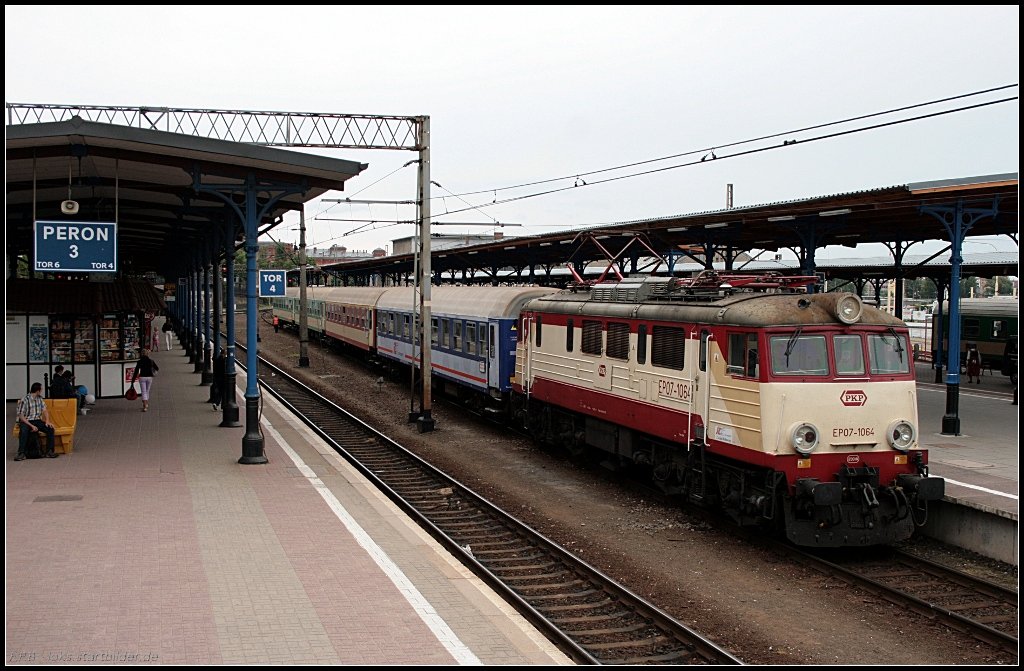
[841,389,867,406]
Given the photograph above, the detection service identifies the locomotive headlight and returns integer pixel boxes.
[790,422,820,455]
[887,419,916,452]
[835,294,863,325]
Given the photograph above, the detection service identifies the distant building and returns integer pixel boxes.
[392,231,505,256]
[307,244,378,266]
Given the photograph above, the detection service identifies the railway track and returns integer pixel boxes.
[787,545,1018,656]
[237,345,740,665]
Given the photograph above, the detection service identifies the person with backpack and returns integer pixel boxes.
[15,382,58,460]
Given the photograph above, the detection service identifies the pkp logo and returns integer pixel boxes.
[841,389,867,406]
[846,455,861,464]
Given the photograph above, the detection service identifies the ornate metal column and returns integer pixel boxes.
[921,197,1000,435]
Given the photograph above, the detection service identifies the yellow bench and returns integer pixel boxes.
[12,398,78,454]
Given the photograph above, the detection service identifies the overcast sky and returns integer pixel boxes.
[5,5,1019,262]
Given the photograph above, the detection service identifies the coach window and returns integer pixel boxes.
[581,320,603,356]
[963,318,981,339]
[442,319,451,349]
[993,319,1007,338]
[566,318,574,352]
[606,322,630,360]
[388,313,395,336]
[479,323,487,357]
[403,315,410,339]
[431,318,439,346]
[637,325,647,365]
[454,321,463,351]
[467,322,477,355]
[652,325,685,370]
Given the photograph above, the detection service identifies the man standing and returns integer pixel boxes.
[16,382,58,460]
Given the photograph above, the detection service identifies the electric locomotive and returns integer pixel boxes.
[512,272,945,547]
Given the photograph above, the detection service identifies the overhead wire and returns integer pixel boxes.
[425,94,1018,220]
[428,83,1018,201]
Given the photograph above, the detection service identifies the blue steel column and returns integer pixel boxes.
[184,270,195,362]
[941,204,965,436]
[932,280,946,384]
[240,177,267,463]
[221,220,241,427]
[193,258,204,374]
[200,245,213,385]
[209,237,222,402]
[921,197,999,436]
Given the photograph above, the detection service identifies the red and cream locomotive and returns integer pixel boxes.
[512,271,944,547]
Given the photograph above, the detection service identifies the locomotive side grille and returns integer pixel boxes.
[651,325,686,370]
[582,320,604,355]
[606,322,630,360]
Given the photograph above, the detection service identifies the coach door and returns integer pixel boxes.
[487,321,503,391]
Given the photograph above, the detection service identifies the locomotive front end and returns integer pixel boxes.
[760,293,945,546]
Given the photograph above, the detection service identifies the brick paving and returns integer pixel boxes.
[6,345,569,665]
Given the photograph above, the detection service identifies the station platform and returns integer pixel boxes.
[913,361,1018,565]
[5,343,571,665]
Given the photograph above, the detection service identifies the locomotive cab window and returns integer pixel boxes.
[727,333,759,377]
[769,333,828,376]
[868,333,910,374]
[833,334,865,376]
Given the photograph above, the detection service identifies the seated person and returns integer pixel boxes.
[49,366,75,399]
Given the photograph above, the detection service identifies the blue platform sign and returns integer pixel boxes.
[259,270,286,297]
[34,220,117,273]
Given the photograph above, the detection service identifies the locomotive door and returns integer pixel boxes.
[692,329,713,442]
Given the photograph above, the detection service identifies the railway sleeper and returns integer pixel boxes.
[526,589,599,602]
[610,650,699,665]
[500,572,574,582]
[584,635,670,651]
[547,611,630,624]
[514,579,587,592]
[564,623,652,637]
[536,599,618,614]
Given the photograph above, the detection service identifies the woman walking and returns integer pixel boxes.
[131,348,160,412]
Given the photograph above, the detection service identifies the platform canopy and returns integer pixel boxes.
[314,174,1018,283]
[5,116,367,277]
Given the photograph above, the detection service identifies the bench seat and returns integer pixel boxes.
[11,398,78,454]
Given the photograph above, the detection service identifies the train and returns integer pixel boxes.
[272,271,945,547]
[930,296,1019,380]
